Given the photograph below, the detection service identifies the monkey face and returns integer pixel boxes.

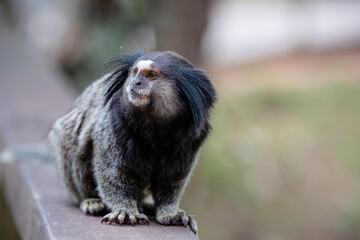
[124,60,182,118]
[125,60,155,107]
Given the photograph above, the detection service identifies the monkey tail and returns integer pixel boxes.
[1,144,56,167]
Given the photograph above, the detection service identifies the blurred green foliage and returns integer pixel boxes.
[203,82,360,188]
[186,82,360,240]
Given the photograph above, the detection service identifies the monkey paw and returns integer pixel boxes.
[101,209,149,226]
[157,210,198,235]
[80,198,106,215]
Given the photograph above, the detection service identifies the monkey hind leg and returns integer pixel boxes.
[80,198,106,215]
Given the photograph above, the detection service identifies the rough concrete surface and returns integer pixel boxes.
[0,159,198,240]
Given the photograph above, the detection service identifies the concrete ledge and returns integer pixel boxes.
[0,28,198,240]
[0,158,198,240]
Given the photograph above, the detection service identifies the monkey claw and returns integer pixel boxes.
[162,211,198,235]
[101,210,150,226]
[80,198,106,215]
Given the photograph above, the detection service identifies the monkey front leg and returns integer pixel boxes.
[95,167,149,226]
[152,179,198,234]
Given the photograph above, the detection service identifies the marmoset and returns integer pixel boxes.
[49,51,216,234]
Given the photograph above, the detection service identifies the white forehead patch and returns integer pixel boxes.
[136,60,154,70]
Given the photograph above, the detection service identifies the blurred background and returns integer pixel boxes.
[1,0,360,239]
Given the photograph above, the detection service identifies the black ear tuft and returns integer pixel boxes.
[104,51,144,104]
[175,68,217,132]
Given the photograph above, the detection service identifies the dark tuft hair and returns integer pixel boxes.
[163,66,217,133]
[104,51,144,104]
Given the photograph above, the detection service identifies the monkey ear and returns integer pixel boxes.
[103,51,144,104]
[176,68,217,132]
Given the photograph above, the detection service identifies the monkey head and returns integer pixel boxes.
[105,51,216,129]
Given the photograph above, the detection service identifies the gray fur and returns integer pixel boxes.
[49,51,217,234]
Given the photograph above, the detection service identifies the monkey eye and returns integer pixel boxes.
[147,71,158,80]
[133,68,138,74]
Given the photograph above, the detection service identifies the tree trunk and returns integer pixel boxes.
[151,0,211,64]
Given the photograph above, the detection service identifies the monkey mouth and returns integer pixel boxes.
[128,89,150,106]
[131,90,150,100]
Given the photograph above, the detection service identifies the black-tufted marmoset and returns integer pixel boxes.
[49,51,217,234]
